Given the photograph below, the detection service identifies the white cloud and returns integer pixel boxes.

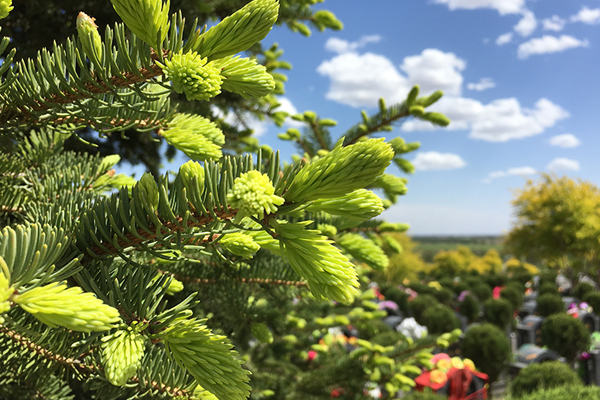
[211,106,267,137]
[547,158,580,171]
[467,77,496,91]
[412,152,467,170]
[496,32,513,45]
[275,97,304,128]
[484,166,536,183]
[542,16,566,32]
[550,133,581,148]
[316,48,465,107]
[433,0,524,15]
[517,35,589,59]
[514,10,537,36]
[402,97,570,142]
[400,49,466,96]
[571,7,600,25]
[324,35,382,54]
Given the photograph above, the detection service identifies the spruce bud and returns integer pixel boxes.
[137,173,159,211]
[416,90,444,107]
[383,235,403,254]
[337,233,389,271]
[161,114,224,161]
[313,10,343,31]
[14,282,121,332]
[213,56,275,99]
[227,171,284,223]
[0,257,13,321]
[251,322,273,344]
[284,138,394,203]
[219,232,260,259]
[77,12,103,64]
[274,220,359,304]
[101,325,146,386]
[422,112,450,126]
[379,222,410,233]
[110,0,169,48]
[0,0,12,20]
[158,52,223,101]
[406,85,419,106]
[307,189,384,221]
[194,0,279,60]
[178,161,206,204]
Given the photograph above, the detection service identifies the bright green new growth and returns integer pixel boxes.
[110,0,170,47]
[283,138,394,203]
[251,322,274,344]
[375,174,408,202]
[151,273,184,295]
[337,233,389,271]
[179,160,206,208]
[161,318,251,400]
[14,282,121,332]
[306,189,384,221]
[227,171,284,223]
[76,12,103,64]
[274,220,359,304]
[0,257,13,320]
[194,0,280,60]
[159,52,223,101]
[102,326,146,386]
[160,114,224,161]
[220,232,260,259]
[214,56,276,100]
[0,0,12,20]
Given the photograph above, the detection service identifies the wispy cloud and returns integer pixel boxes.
[412,152,467,171]
[542,16,566,32]
[496,32,513,45]
[324,35,382,54]
[547,158,580,171]
[433,0,524,15]
[484,166,536,183]
[514,10,537,36]
[571,7,600,25]
[517,35,589,59]
[549,133,581,148]
[467,77,496,91]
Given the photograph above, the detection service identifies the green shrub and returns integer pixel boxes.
[485,274,507,288]
[483,298,513,329]
[460,323,511,384]
[509,361,582,398]
[420,304,461,335]
[452,281,470,295]
[356,318,392,340]
[438,277,455,289]
[432,287,454,306]
[471,283,493,302]
[516,384,600,400]
[409,294,439,324]
[407,282,437,296]
[583,291,600,315]
[380,286,409,313]
[370,331,405,347]
[465,276,483,288]
[511,270,533,286]
[540,313,590,362]
[573,282,595,301]
[459,294,480,323]
[501,285,523,311]
[507,280,525,295]
[536,293,565,317]
[538,282,559,297]
[401,391,446,400]
[539,271,557,287]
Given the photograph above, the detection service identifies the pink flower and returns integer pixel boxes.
[493,286,502,299]
[307,350,317,361]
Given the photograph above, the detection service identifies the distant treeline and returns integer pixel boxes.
[412,236,505,263]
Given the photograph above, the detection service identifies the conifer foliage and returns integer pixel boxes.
[0,0,450,398]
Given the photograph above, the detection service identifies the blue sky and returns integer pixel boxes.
[149,0,599,236]
[248,0,600,236]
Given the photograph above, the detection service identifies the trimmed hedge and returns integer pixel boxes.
[540,313,590,363]
[459,294,480,323]
[460,323,511,384]
[516,384,600,400]
[501,285,523,311]
[536,293,565,317]
[420,304,461,335]
[432,287,454,306]
[471,283,492,302]
[509,361,582,398]
[409,294,439,324]
[483,298,513,329]
[583,291,600,315]
[573,282,595,301]
[538,282,559,297]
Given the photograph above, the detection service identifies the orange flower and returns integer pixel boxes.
[430,369,447,384]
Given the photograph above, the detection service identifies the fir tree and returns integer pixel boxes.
[0,0,453,399]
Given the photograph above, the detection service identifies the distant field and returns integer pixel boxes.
[411,235,505,262]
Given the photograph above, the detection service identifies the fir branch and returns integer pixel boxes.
[178,275,307,287]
